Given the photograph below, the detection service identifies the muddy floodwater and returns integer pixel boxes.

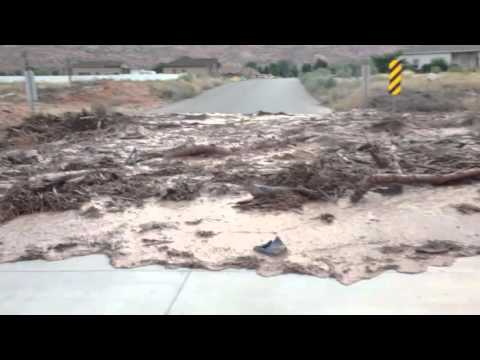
[1,185,480,285]
[1,110,480,284]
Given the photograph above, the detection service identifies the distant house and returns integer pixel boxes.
[220,64,259,79]
[163,57,221,76]
[400,45,480,70]
[70,61,130,75]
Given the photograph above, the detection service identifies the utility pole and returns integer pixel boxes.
[22,51,37,113]
[66,58,72,85]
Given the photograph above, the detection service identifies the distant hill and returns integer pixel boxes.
[0,45,408,72]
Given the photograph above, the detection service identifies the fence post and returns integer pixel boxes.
[24,70,36,113]
[362,64,370,108]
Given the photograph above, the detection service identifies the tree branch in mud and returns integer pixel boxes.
[163,144,231,159]
[351,168,480,203]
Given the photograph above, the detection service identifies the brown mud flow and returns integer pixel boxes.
[1,109,480,284]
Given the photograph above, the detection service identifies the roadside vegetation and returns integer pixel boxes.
[0,74,227,128]
[300,51,480,112]
[149,73,225,101]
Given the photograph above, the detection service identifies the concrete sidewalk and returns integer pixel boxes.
[1,255,480,315]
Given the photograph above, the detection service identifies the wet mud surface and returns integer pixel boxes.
[1,109,480,284]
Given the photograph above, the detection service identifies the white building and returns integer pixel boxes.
[400,45,480,70]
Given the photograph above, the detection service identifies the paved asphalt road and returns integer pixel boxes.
[160,78,331,114]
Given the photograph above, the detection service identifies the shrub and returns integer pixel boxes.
[313,58,328,70]
[430,58,449,72]
[90,103,109,117]
[371,51,403,73]
[32,68,51,76]
[300,69,337,93]
[302,63,313,73]
[329,63,361,78]
[448,64,464,73]
[421,63,432,73]
[153,63,166,73]
[181,73,195,82]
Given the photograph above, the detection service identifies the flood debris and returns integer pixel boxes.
[352,168,480,203]
[142,238,174,246]
[164,144,231,159]
[316,213,335,224]
[184,114,209,120]
[195,230,216,238]
[139,221,177,233]
[415,240,462,255]
[3,110,130,148]
[256,111,289,116]
[2,149,42,164]
[2,108,480,284]
[452,203,480,215]
[80,205,103,219]
[185,219,203,226]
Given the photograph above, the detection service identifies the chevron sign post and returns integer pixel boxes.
[388,59,403,96]
[388,59,403,112]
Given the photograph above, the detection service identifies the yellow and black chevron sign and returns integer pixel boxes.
[388,59,403,96]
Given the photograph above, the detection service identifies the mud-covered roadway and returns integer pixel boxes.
[1,109,480,285]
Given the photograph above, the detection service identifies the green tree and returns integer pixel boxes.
[301,63,312,73]
[313,58,328,70]
[430,58,449,72]
[245,62,258,70]
[290,66,299,77]
[268,63,279,76]
[421,63,432,73]
[32,68,50,75]
[371,51,403,73]
[277,60,292,77]
[153,63,166,73]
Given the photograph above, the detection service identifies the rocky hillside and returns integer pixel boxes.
[0,45,407,72]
